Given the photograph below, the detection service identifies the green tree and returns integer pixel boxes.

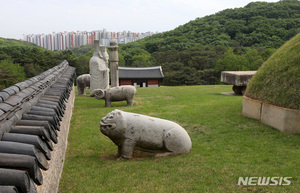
[261,48,277,61]
[215,48,269,72]
[23,63,42,77]
[0,59,26,88]
[196,69,220,85]
[244,49,263,70]
[224,19,246,38]
[215,48,247,71]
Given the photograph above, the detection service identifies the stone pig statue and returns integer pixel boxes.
[76,74,90,95]
[91,86,136,107]
[100,109,192,159]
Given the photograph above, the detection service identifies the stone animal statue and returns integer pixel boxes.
[100,109,192,159]
[91,86,136,107]
[76,74,90,95]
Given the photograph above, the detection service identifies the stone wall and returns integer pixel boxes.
[36,85,75,193]
[242,96,300,134]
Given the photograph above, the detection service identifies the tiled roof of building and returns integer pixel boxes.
[119,66,164,79]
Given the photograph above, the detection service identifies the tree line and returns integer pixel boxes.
[0,38,92,89]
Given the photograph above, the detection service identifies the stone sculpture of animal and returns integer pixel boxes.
[100,109,192,159]
[91,86,136,107]
[76,74,90,95]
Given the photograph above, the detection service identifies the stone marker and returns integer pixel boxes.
[221,71,256,95]
[89,40,110,95]
[90,86,136,107]
[76,74,90,95]
[100,109,192,159]
[108,40,119,87]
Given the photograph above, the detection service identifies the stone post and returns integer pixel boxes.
[108,40,119,87]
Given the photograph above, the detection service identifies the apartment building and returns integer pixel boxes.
[24,29,156,51]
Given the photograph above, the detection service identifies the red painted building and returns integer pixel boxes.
[119,66,164,87]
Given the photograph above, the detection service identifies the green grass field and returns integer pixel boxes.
[58,85,299,192]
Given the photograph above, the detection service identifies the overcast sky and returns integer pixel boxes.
[0,0,279,40]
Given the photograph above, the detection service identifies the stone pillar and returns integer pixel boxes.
[108,40,119,87]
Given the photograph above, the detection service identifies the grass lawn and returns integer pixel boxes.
[58,85,299,192]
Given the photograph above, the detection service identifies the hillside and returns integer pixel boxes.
[64,0,299,86]
[0,38,85,89]
[117,0,300,85]
[245,33,300,109]
[0,37,38,48]
[1,0,299,88]
[139,0,300,51]
[68,45,93,57]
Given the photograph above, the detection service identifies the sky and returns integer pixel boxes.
[0,0,279,40]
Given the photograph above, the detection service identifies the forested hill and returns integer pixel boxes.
[0,38,38,48]
[137,0,299,52]
[1,0,299,88]
[118,0,299,85]
[0,37,87,89]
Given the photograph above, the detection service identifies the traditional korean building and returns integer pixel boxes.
[119,66,164,87]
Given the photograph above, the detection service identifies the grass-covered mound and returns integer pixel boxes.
[245,33,300,110]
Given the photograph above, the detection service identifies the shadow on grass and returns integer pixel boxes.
[99,154,119,161]
[210,92,243,97]
[98,149,187,162]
